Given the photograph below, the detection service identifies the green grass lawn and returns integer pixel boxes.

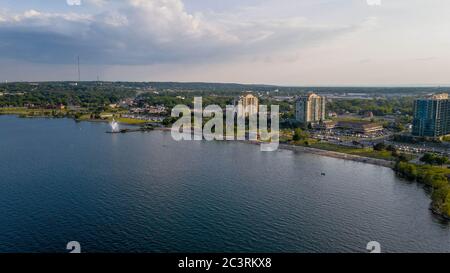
[0,108,149,126]
[76,114,92,120]
[115,117,148,125]
[416,164,450,176]
[0,107,67,116]
[0,107,29,114]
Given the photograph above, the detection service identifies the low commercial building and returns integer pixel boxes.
[328,111,338,118]
[313,120,337,130]
[147,105,167,114]
[337,121,383,134]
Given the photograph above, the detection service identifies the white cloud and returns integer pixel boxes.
[67,0,82,6]
[86,0,107,6]
[366,0,381,6]
[0,0,357,65]
[2,0,450,84]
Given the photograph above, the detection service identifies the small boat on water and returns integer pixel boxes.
[321,172,326,176]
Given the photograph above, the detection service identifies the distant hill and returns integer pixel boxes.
[1,81,450,95]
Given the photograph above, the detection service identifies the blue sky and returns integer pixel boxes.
[0,0,449,85]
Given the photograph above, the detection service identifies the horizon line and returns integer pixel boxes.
[1,80,450,89]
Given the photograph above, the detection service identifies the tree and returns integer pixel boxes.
[435,156,449,166]
[373,142,386,151]
[404,164,418,180]
[386,145,397,152]
[391,150,399,157]
[293,128,309,141]
[397,154,408,162]
[432,185,450,206]
[162,117,178,126]
[393,123,405,132]
[420,153,435,164]
[292,128,301,141]
[431,178,448,189]
[423,172,448,187]
[420,153,449,165]
[395,162,418,180]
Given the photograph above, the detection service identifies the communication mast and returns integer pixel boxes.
[77,56,81,83]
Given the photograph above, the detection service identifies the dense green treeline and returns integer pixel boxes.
[94,82,450,95]
[327,97,415,116]
[395,162,450,218]
[420,153,449,165]
[137,92,235,109]
[0,84,136,108]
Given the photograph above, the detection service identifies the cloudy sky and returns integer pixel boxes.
[0,0,449,85]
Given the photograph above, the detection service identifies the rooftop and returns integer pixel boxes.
[422,93,449,100]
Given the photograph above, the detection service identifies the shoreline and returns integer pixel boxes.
[154,127,395,168]
[0,114,397,168]
[277,144,395,168]
[242,140,395,168]
[430,207,450,221]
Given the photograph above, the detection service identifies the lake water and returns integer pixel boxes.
[0,115,449,253]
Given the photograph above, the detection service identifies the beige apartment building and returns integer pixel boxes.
[235,93,259,117]
[295,93,326,124]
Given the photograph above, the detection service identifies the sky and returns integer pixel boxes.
[0,0,449,86]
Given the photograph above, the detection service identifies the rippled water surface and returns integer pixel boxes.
[0,116,449,253]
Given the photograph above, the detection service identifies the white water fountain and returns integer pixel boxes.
[110,119,120,133]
